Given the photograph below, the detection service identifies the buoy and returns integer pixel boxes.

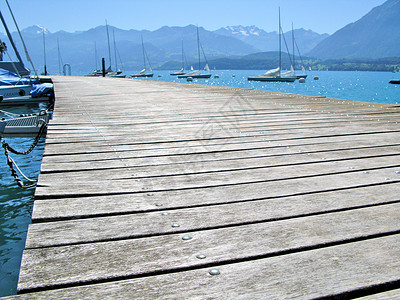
[187,77,193,82]
[299,78,306,83]
[214,75,219,78]
[314,76,319,80]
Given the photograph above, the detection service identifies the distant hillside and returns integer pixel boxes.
[1,25,259,74]
[160,51,400,72]
[214,26,328,54]
[307,0,400,59]
[160,51,300,70]
[0,23,329,74]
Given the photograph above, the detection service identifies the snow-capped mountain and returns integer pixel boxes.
[214,25,328,53]
[221,25,265,37]
[21,25,50,35]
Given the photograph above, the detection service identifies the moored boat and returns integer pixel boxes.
[389,79,400,84]
[171,40,188,76]
[130,36,153,78]
[248,7,297,83]
[178,26,211,79]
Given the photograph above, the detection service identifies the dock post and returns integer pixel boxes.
[102,58,105,77]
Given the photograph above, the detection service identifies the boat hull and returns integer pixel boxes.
[0,85,32,99]
[247,76,296,82]
[389,79,400,84]
[178,73,211,79]
[170,71,185,76]
[130,73,154,78]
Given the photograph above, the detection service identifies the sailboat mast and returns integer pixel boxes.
[0,9,23,64]
[181,39,184,70]
[94,42,98,71]
[141,35,146,70]
[278,6,281,76]
[292,22,295,71]
[57,38,62,74]
[113,29,117,71]
[105,20,112,69]
[197,26,201,71]
[43,29,47,75]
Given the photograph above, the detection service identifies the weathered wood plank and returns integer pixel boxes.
[18,207,400,294]
[27,182,400,248]
[31,181,400,223]
[34,156,400,196]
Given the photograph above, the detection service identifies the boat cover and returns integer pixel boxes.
[0,68,34,86]
[260,67,280,77]
[30,83,54,98]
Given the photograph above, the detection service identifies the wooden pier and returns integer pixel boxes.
[14,76,400,298]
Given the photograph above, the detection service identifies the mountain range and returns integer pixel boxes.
[2,24,326,74]
[308,0,400,59]
[1,0,399,74]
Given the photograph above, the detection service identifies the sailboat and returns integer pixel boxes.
[170,40,187,76]
[178,26,211,79]
[130,36,153,78]
[87,21,116,77]
[291,24,307,79]
[248,7,296,82]
[107,29,126,78]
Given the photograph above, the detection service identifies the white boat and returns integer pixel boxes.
[248,7,296,83]
[0,85,31,99]
[107,29,126,78]
[170,40,188,76]
[178,26,211,79]
[131,36,153,78]
[291,24,307,79]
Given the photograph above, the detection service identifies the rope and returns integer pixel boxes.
[1,121,47,188]
[0,109,20,118]
[2,138,36,188]
[2,121,47,155]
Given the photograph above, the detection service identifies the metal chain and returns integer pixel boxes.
[1,121,47,188]
[2,140,36,188]
[2,121,47,155]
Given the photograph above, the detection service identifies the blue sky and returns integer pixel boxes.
[0,0,387,34]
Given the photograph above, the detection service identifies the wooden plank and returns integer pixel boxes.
[18,205,400,294]
[33,155,400,196]
[26,182,400,248]
[37,145,400,178]
[31,181,400,223]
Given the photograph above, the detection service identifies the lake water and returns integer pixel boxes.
[130,70,400,104]
[0,70,399,296]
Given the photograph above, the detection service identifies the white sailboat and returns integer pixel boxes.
[130,36,154,78]
[107,29,126,78]
[178,26,211,79]
[248,7,296,82]
[291,24,307,79]
[170,40,187,76]
[86,42,103,76]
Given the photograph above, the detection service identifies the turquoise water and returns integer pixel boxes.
[129,70,400,104]
[0,70,399,296]
[0,105,46,297]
